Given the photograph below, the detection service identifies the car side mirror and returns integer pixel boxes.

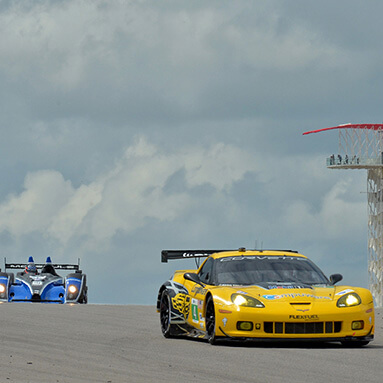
[184,272,205,287]
[329,273,343,285]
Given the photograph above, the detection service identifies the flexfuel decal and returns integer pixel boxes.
[289,315,319,320]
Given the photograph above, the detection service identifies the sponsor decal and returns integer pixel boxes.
[220,256,306,262]
[263,293,331,300]
[263,294,282,300]
[219,253,307,262]
[191,298,199,323]
[222,317,228,327]
[289,315,319,320]
[198,300,203,310]
[183,252,210,258]
[171,293,191,319]
[30,276,47,281]
[268,285,303,290]
[191,285,208,296]
[335,289,354,296]
[236,290,248,295]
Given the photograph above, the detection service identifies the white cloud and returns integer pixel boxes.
[0,137,257,248]
[184,142,256,191]
[0,170,73,236]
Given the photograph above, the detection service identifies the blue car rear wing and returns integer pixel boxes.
[3,257,81,271]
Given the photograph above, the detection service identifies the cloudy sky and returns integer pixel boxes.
[0,0,382,304]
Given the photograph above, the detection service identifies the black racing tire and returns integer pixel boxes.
[341,340,370,347]
[205,296,218,345]
[78,286,88,304]
[160,290,175,338]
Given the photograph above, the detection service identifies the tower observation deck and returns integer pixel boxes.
[303,123,383,306]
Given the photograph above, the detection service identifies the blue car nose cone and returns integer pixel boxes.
[46,256,52,263]
[28,256,34,263]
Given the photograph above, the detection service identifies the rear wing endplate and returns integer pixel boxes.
[4,257,80,271]
[161,250,233,263]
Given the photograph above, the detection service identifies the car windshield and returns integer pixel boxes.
[215,256,328,286]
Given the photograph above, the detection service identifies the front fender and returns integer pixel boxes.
[41,283,65,303]
[8,280,33,302]
[0,272,14,301]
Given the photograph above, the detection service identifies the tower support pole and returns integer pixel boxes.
[367,168,383,306]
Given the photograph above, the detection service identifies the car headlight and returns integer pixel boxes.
[337,293,361,307]
[231,293,265,308]
[0,283,6,298]
[68,285,78,294]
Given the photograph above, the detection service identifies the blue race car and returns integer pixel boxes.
[0,256,87,304]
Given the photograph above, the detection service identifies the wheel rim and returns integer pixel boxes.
[160,293,170,334]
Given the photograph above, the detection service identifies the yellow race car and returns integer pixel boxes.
[157,248,374,346]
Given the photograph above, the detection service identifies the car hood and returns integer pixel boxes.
[217,283,357,303]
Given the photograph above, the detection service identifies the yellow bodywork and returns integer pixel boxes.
[160,250,374,341]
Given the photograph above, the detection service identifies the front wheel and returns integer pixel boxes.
[205,296,218,345]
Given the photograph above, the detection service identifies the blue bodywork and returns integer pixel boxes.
[10,275,65,303]
[0,257,87,304]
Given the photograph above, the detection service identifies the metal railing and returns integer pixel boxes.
[327,156,383,167]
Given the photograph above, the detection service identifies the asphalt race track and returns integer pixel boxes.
[0,304,382,383]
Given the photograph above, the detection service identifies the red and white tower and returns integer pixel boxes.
[304,124,383,306]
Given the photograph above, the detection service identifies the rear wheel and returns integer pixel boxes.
[160,290,175,338]
[205,296,217,345]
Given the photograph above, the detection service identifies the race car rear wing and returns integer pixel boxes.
[161,248,299,263]
[161,250,233,263]
[3,258,81,271]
